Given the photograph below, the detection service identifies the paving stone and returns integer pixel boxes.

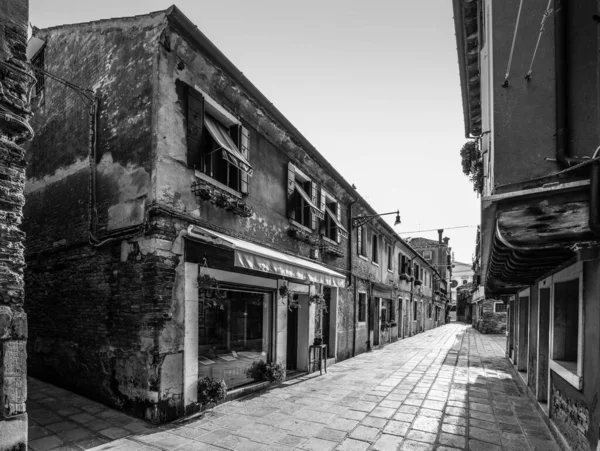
[383,420,410,436]
[28,435,64,451]
[411,417,440,434]
[439,432,466,448]
[406,429,437,444]
[316,428,346,442]
[349,425,379,442]
[335,438,370,451]
[300,437,337,451]
[371,433,403,451]
[399,439,434,450]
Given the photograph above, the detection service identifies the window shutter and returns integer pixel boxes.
[358,226,362,254]
[186,87,204,168]
[336,202,342,243]
[287,162,296,197]
[311,183,318,230]
[240,126,250,194]
[320,188,327,213]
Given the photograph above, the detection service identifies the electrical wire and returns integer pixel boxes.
[397,226,478,235]
[503,0,524,87]
[525,0,553,81]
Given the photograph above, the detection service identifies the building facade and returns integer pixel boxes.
[454,0,600,449]
[0,0,32,449]
[23,6,448,424]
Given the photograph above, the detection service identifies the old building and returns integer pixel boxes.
[23,6,449,424]
[454,0,600,449]
[0,0,32,449]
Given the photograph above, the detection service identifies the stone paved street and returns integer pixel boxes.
[31,323,561,450]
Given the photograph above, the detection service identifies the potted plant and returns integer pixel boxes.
[197,376,227,407]
[414,279,423,286]
[279,283,300,310]
[390,321,398,327]
[399,273,409,282]
[246,360,286,383]
[381,321,390,331]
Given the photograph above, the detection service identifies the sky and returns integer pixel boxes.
[29,0,480,264]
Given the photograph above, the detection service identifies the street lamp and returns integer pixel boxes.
[352,210,401,229]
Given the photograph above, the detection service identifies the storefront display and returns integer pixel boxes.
[197,289,272,389]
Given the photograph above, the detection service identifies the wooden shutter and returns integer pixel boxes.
[358,226,362,254]
[186,87,204,168]
[287,163,296,219]
[311,183,318,230]
[336,202,342,243]
[240,126,250,194]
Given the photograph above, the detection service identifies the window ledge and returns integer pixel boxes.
[358,254,369,261]
[194,170,242,199]
[372,261,380,267]
[387,269,393,274]
[322,236,338,245]
[289,219,313,234]
[550,359,582,390]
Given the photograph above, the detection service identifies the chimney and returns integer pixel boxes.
[437,229,443,244]
[443,237,450,245]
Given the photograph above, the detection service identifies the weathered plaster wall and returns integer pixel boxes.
[24,13,164,251]
[527,287,538,391]
[153,25,351,270]
[491,0,598,188]
[0,0,31,448]
[22,14,191,423]
[474,299,507,334]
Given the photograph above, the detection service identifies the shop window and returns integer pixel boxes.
[321,189,348,243]
[550,265,583,390]
[357,225,367,257]
[387,246,393,271]
[197,290,272,389]
[180,82,252,193]
[494,302,507,313]
[371,232,379,264]
[423,250,432,260]
[358,292,366,322]
[287,163,321,229]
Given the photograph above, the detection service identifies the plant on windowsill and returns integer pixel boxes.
[287,222,320,246]
[399,273,410,282]
[390,321,398,327]
[246,360,286,383]
[197,376,227,407]
[414,279,423,286]
[191,180,254,218]
[409,276,415,282]
[381,321,391,331]
[321,241,344,258]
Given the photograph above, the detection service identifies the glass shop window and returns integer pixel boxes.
[198,290,272,389]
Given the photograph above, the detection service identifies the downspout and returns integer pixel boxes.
[347,199,358,357]
[555,0,575,168]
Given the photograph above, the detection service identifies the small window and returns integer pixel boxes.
[371,232,379,264]
[414,263,420,280]
[181,83,252,193]
[321,189,348,243]
[287,163,321,229]
[423,250,432,260]
[494,302,507,313]
[413,300,418,320]
[387,246,392,271]
[358,293,366,322]
[357,226,367,257]
[399,254,408,275]
[428,303,432,319]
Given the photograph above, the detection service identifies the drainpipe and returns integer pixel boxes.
[590,160,600,234]
[347,199,358,357]
[555,0,575,168]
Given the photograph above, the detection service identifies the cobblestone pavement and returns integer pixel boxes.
[30,324,561,450]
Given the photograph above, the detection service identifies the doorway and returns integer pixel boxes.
[287,305,298,371]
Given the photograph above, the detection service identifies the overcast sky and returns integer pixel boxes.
[29,0,480,264]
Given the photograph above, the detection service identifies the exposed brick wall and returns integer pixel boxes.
[551,382,590,451]
[0,0,31,449]
[25,230,183,423]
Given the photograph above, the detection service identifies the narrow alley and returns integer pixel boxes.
[29,323,557,451]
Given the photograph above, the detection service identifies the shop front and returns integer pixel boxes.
[180,225,345,411]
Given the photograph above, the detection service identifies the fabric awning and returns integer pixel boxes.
[204,116,253,176]
[187,225,346,287]
[293,181,324,220]
[325,206,349,239]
